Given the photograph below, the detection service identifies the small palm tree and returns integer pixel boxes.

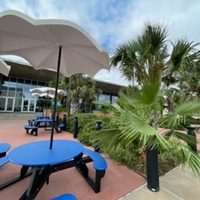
[95,79,200,176]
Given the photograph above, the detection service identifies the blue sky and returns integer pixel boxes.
[0,0,200,85]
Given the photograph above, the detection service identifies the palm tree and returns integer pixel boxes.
[111,22,169,86]
[111,23,200,93]
[68,74,101,114]
[96,22,200,191]
[95,79,200,184]
[49,74,101,114]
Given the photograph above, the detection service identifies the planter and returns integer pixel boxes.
[92,110,111,117]
[43,109,67,118]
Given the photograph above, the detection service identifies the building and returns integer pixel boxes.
[0,59,124,113]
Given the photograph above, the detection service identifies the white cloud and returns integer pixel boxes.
[0,0,200,85]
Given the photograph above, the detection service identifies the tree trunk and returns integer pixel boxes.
[70,100,79,114]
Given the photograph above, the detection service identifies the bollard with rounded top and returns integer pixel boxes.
[94,120,102,152]
[73,117,78,138]
[62,114,67,131]
[146,146,159,192]
[186,126,197,153]
[95,120,102,131]
[56,113,59,126]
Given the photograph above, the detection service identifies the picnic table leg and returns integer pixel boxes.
[0,166,31,190]
[0,152,6,158]
[19,166,51,200]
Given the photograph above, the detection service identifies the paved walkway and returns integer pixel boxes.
[120,165,200,200]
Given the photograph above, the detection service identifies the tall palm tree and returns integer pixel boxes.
[96,22,200,191]
[49,74,101,114]
[68,74,101,113]
[111,22,169,86]
[111,23,200,91]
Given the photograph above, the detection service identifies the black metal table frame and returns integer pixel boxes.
[0,154,93,200]
[0,166,32,190]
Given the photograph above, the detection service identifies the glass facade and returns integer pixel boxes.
[94,93,117,110]
[0,73,119,113]
[0,75,48,112]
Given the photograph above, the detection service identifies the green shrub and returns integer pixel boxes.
[66,113,111,146]
[66,113,180,178]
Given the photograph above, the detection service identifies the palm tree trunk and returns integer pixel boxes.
[70,99,79,114]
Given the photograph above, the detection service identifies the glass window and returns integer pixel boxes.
[99,94,110,102]
[29,99,35,111]
[38,82,46,86]
[10,77,17,86]
[25,79,31,85]
[17,78,24,83]
[0,87,7,96]
[112,95,118,103]
[8,87,16,97]
[16,78,24,98]
[0,97,6,110]
[1,77,9,91]
[16,87,23,97]
[32,80,38,86]
[6,98,14,111]
[14,98,22,111]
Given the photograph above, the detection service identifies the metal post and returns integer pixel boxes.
[56,113,59,126]
[73,117,78,138]
[94,120,102,152]
[186,126,197,153]
[62,114,67,131]
[146,146,159,192]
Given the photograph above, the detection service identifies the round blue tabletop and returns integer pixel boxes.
[35,118,53,123]
[0,142,11,154]
[8,140,83,166]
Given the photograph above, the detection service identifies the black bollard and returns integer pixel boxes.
[186,126,197,153]
[146,146,159,192]
[95,120,102,131]
[62,114,67,131]
[73,117,78,138]
[56,113,59,126]
[94,120,102,152]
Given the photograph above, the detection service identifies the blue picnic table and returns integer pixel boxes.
[0,143,10,158]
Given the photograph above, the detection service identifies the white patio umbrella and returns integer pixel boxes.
[31,92,55,99]
[0,58,11,76]
[30,87,65,97]
[30,87,66,116]
[0,10,109,148]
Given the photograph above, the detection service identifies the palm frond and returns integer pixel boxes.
[161,101,200,128]
[175,143,200,176]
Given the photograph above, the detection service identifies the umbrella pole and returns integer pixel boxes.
[50,46,62,149]
[46,90,49,117]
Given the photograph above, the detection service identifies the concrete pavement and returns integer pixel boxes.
[120,165,200,200]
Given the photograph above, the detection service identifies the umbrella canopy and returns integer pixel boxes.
[30,87,65,97]
[30,87,65,117]
[0,10,110,149]
[0,10,109,77]
[0,58,10,76]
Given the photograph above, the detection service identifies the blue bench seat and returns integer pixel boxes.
[0,156,9,167]
[50,193,77,200]
[76,147,107,193]
[24,125,38,136]
[55,123,65,133]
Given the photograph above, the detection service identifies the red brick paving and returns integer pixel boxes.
[0,120,146,200]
